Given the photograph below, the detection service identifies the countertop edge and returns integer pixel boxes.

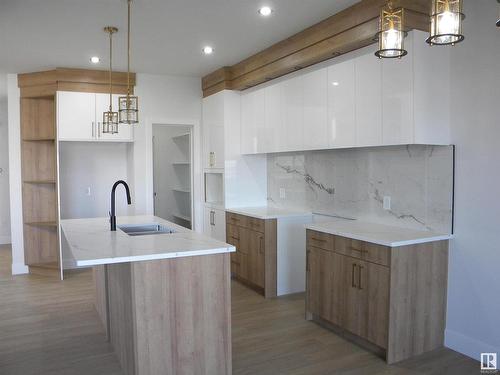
[75,246,236,267]
[225,207,313,220]
[305,224,453,247]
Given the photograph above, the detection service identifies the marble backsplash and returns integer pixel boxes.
[267,145,454,234]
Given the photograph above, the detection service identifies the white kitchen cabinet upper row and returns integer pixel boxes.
[202,93,225,168]
[57,91,134,142]
[240,31,449,154]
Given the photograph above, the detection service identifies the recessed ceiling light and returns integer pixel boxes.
[202,46,214,55]
[332,81,340,86]
[90,56,100,64]
[258,6,273,16]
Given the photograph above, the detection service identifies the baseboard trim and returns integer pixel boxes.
[11,262,29,275]
[445,328,499,362]
[0,235,11,245]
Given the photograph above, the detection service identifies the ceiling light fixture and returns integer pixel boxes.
[258,6,273,16]
[202,46,214,55]
[375,1,407,59]
[119,0,139,125]
[496,0,500,27]
[90,56,100,64]
[426,0,465,46]
[102,26,119,134]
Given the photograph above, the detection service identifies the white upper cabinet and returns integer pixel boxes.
[303,68,328,150]
[239,31,450,154]
[381,34,413,145]
[57,91,134,142]
[327,60,356,148]
[355,52,382,147]
[203,93,225,168]
[57,91,95,141]
[281,76,304,151]
[95,93,134,142]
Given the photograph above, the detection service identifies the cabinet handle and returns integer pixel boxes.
[351,263,357,288]
[358,265,363,290]
[92,121,95,138]
[311,237,327,243]
[349,246,368,254]
[230,236,240,241]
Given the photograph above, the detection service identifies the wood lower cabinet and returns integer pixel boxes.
[226,212,277,298]
[306,229,448,364]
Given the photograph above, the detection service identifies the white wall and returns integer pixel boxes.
[0,86,11,244]
[59,142,131,220]
[444,0,500,361]
[132,74,202,231]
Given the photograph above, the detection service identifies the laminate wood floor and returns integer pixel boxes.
[0,245,480,375]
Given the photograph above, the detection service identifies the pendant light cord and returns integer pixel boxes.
[127,0,131,99]
[109,30,113,111]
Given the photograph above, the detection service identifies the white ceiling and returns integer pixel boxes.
[0,0,359,77]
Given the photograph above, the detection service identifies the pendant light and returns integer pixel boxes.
[426,0,465,46]
[102,26,119,134]
[497,0,500,27]
[119,0,139,125]
[375,2,407,59]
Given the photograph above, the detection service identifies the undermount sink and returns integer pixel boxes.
[118,223,177,236]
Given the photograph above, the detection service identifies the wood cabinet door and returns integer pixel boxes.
[306,248,343,325]
[247,229,265,288]
[342,257,390,349]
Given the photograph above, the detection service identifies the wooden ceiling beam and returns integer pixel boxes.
[202,0,431,97]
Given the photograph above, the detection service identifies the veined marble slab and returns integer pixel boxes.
[306,218,452,247]
[226,206,312,220]
[61,215,235,267]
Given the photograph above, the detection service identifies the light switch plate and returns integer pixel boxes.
[383,196,391,210]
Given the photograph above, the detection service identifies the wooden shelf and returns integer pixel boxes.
[23,180,56,184]
[24,221,58,227]
[172,213,191,222]
[172,133,190,140]
[22,138,55,142]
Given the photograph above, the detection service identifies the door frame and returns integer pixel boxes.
[145,118,201,232]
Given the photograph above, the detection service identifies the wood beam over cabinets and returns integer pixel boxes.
[202,0,430,97]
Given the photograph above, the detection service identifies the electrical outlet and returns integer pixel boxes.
[279,188,286,199]
[383,196,391,210]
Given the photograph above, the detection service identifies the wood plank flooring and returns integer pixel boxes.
[0,245,480,374]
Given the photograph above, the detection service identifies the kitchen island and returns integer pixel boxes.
[61,215,235,375]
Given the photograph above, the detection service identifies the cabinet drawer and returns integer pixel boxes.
[247,217,265,233]
[334,236,390,266]
[307,230,334,251]
[226,212,248,228]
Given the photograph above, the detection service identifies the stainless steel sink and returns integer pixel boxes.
[118,223,177,236]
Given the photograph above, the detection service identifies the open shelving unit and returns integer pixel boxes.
[20,95,61,278]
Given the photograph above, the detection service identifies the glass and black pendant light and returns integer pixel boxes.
[102,26,119,134]
[426,0,465,46]
[375,1,407,59]
[119,0,139,125]
[496,0,500,27]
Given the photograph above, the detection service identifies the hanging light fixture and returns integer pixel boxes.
[375,2,407,59]
[102,26,119,134]
[119,0,139,125]
[496,0,500,27]
[426,0,465,46]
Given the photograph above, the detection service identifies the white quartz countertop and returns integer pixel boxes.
[225,206,312,220]
[306,218,452,247]
[61,215,235,267]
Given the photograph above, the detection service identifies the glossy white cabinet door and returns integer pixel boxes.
[281,76,304,151]
[355,53,382,147]
[203,206,213,237]
[264,83,284,153]
[328,60,356,148]
[241,90,265,154]
[303,68,328,150]
[95,93,134,141]
[203,93,225,167]
[57,91,95,141]
[381,35,413,145]
[203,206,226,242]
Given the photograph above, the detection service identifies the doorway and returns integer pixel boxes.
[152,124,193,229]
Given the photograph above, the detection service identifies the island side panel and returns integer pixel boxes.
[93,265,109,338]
[132,253,232,375]
[387,240,449,364]
[107,262,137,375]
